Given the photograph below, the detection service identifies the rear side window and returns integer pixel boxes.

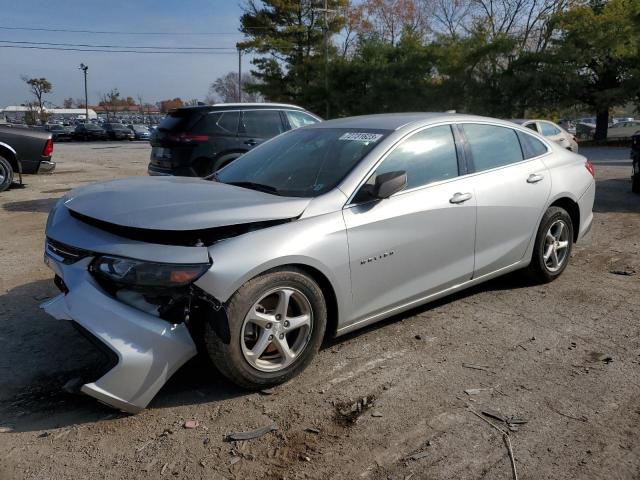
[540,122,561,136]
[463,124,523,172]
[285,110,319,129]
[516,130,548,158]
[193,112,240,135]
[241,110,284,138]
[217,112,240,134]
[373,125,459,190]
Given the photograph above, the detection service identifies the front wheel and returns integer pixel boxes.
[204,268,327,389]
[525,206,573,283]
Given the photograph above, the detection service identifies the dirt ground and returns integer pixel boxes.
[0,142,638,480]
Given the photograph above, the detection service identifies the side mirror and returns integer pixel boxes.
[374,170,407,199]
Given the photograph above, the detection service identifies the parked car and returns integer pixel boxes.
[148,103,321,177]
[102,123,135,141]
[46,124,74,142]
[74,124,108,141]
[576,122,596,141]
[606,120,640,141]
[41,113,595,412]
[512,119,578,152]
[0,125,55,192]
[632,132,640,194]
[127,124,151,141]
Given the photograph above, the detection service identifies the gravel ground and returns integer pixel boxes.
[0,142,639,480]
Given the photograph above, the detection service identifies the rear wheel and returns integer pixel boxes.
[525,206,573,283]
[204,268,327,389]
[632,175,640,194]
[0,155,14,192]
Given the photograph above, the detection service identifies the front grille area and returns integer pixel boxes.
[46,238,91,264]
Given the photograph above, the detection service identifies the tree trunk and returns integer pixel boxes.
[594,108,609,142]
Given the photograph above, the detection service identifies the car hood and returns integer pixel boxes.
[62,176,310,230]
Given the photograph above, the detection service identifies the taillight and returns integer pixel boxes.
[42,138,54,157]
[168,132,209,143]
[585,160,595,178]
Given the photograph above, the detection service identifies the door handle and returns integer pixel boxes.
[244,139,258,146]
[527,173,544,184]
[449,192,472,204]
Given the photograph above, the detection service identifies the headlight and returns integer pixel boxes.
[91,255,210,287]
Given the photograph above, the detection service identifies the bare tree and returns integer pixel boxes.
[207,72,263,103]
[99,88,121,121]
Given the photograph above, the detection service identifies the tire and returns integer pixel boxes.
[0,155,14,192]
[632,175,640,194]
[525,206,574,283]
[204,267,327,389]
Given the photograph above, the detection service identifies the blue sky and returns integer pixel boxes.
[0,0,249,107]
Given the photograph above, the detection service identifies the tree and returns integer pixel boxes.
[63,98,74,109]
[540,0,640,139]
[22,76,52,124]
[238,0,347,115]
[99,88,122,120]
[207,72,263,103]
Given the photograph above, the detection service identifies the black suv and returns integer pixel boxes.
[148,103,320,177]
[632,132,639,194]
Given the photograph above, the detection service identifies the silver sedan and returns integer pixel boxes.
[41,113,595,412]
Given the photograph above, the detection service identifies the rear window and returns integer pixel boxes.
[159,110,202,132]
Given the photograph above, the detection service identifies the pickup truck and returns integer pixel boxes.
[0,125,55,192]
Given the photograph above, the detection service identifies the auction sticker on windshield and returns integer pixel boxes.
[339,132,383,142]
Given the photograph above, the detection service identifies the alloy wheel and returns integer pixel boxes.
[240,287,313,372]
[543,219,570,272]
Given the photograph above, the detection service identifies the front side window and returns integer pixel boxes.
[371,125,459,190]
[215,128,389,197]
[285,110,319,129]
[540,122,561,136]
[463,124,524,172]
[241,110,284,138]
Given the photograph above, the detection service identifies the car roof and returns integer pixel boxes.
[305,112,516,131]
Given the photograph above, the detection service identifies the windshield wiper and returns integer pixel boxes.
[226,181,280,195]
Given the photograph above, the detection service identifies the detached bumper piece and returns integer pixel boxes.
[41,276,197,413]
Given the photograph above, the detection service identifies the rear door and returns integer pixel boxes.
[460,123,551,277]
[343,124,476,322]
[239,110,286,149]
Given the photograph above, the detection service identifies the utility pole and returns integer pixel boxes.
[314,0,336,118]
[237,44,242,102]
[79,63,89,122]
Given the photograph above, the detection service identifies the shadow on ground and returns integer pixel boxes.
[594,178,640,214]
[3,197,58,213]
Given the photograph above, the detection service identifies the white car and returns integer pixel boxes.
[513,120,579,152]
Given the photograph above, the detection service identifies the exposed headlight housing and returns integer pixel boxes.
[91,255,210,288]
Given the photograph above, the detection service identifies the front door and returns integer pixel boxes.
[343,124,476,323]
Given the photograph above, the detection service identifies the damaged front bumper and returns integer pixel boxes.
[41,256,197,413]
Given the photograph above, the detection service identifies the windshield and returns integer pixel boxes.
[215,127,389,197]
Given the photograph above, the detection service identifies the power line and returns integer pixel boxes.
[0,25,271,35]
[0,44,237,55]
[0,39,237,50]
